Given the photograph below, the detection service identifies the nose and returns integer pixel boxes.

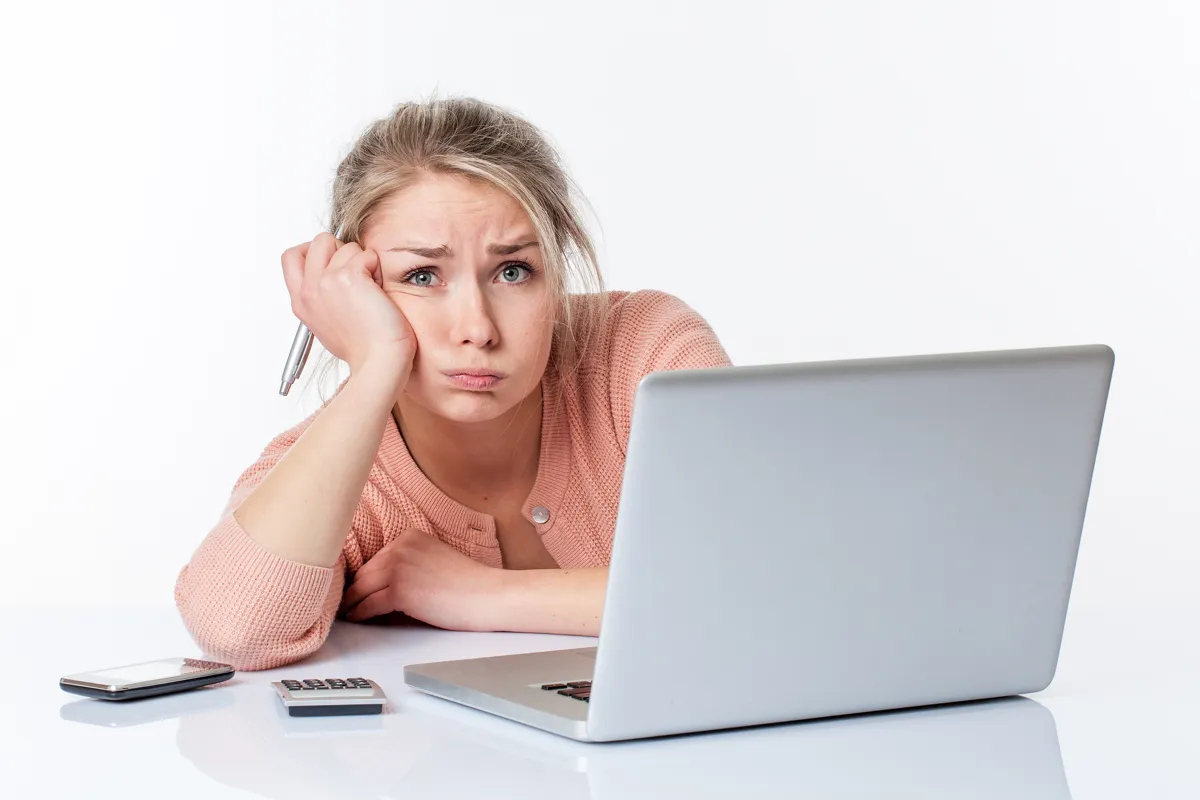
[448,282,499,348]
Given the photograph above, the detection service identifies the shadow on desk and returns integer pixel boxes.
[61,677,1073,799]
[296,614,598,673]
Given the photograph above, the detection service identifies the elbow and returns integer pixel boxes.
[174,572,330,672]
[185,621,305,671]
[176,604,326,672]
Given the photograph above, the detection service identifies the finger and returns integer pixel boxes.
[304,232,340,284]
[335,248,385,295]
[344,588,393,622]
[342,568,392,611]
[357,248,384,288]
[364,531,413,563]
[280,242,310,301]
[327,240,364,272]
[353,544,400,581]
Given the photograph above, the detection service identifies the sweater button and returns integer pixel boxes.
[531,506,550,524]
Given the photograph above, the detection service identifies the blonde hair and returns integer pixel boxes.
[305,93,609,406]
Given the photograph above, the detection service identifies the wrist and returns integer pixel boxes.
[474,566,521,632]
[351,350,411,390]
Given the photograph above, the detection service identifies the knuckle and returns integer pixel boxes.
[284,241,309,258]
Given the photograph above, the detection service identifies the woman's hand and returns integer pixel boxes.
[281,232,417,376]
[340,528,505,631]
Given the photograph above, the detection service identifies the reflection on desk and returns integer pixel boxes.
[59,684,235,728]
[19,605,1200,798]
[60,684,1070,799]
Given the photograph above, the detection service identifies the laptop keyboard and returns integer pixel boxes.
[540,680,591,702]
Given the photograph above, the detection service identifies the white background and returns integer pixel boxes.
[0,0,1195,614]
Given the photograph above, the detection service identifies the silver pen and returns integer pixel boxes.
[279,223,344,396]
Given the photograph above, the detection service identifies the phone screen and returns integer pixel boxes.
[63,658,229,690]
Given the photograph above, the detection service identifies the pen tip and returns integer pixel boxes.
[279,379,291,396]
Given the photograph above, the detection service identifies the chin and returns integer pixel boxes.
[422,388,523,423]
[436,400,510,423]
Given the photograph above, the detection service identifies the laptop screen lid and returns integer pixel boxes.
[585,344,1113,742]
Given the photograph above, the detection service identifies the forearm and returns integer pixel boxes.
[234,355,407,567]
[489,566,609,636]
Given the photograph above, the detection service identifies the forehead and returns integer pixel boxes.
[366,173,534,243]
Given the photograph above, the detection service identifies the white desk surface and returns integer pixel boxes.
[3,605,1196,798]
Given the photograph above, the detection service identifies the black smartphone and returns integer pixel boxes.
[59,657,234,701]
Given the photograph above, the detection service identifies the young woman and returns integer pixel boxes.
[175,96,731,670]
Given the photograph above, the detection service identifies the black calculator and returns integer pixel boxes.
[271,677,387,717]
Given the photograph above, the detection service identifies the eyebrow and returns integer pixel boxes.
[385,240,539,258]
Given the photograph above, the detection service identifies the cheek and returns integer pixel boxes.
[508,304,555,352]
[514,290,556,333]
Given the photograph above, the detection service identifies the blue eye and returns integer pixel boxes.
[404,269,435,286]
[399,261,538,286]
[498,262,536,283]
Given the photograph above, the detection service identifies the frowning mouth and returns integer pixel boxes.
[444,372,504,390]
[442,368,506,378]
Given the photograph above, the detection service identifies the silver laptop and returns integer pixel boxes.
[404,343,1115,742]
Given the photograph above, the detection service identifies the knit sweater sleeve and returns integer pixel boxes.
[607,289,733,452]
[173,415,381,671]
